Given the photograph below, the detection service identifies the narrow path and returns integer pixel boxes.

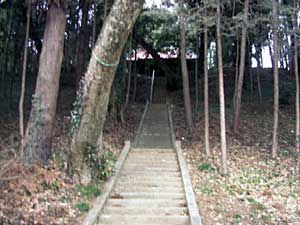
[94,104,200,225]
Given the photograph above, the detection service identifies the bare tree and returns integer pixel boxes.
[272,0,279,158]
[232,0,249,133]
[70,0,142,184]
[23,1,68,165]
[19,0,31,157]
[180,0,193,132]
[216,0,228,175]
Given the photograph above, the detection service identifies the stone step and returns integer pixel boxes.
[97,215,190,225]
[103,206,188,216]
[120,171,181,176]
[113,186,184,193]
[124,161,178,166]
[122,167,179,172]
[109,192,185,200]
[116,181,183,189]
[126,157,178,165]
[126,157,177,162]
[117,178,182,187]
[119,175,182,182]
[106,199,187,208]
[131,149,175,153]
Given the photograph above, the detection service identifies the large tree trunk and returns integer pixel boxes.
[232,0,249,133]
[216,0,228,175]
[272,0,279,158]
[179,0,193,132]
[19,1,31,156]
[204,20,210,156]
[75,0,89,85]
[23,1,68,165]
[70,0,142,184]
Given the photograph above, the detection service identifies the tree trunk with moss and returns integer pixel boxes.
[70,0,142,184]
[23,1,68,165]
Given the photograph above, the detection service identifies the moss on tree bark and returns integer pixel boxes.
[70,0,142,184]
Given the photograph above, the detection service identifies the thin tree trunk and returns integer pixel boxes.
[195,31,199,112]
[70,0,142,184]
[216,0,228,175]
[125,33,133,108]
[75,0,89,85]
[23,1,68,165]
[232,0,249,133]
[204,20,210,156]
[272,0,279,158]
[133,48,137,102]
[180,0,193,132]
[233,32,240,111]
[92,0,97,49]
[269,38,275,69]
[255,45,263,104]
[104,0,108,18]
[19,1,31,157]
[293,0,299,175]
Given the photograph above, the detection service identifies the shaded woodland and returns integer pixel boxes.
[0,0,299,224]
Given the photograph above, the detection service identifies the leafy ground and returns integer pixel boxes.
[172,95,300,224]
[0,100,144,225]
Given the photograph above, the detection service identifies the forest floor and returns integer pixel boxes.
[0,95,144,225]
[172,94,300,225]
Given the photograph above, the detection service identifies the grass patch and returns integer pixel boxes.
[75,184,101,198]
[198,162,215,172]
[75,202,89,212]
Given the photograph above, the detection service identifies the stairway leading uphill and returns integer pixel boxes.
[93,103,201,225]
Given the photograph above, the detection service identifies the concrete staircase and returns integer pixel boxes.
[96,148,189,225]
[86,103,201,225]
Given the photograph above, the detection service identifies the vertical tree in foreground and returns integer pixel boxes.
[272,0,279,158]
[232,0,249,133]
[19,0,31,156]
[216,0,228,175]
[71,0,142,184]
[179,0,193,132]
[23,1,68,165]
[204,8,210,156]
